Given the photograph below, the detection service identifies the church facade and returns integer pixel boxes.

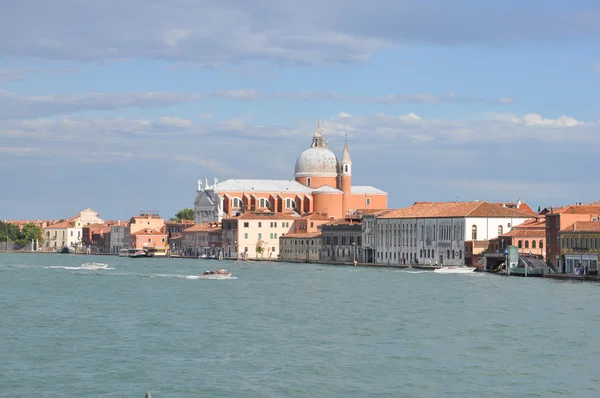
[193,123,388,223]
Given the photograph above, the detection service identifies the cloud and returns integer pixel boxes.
[513,113,583,127]
[2,109,600,218]
[1,1,598,64]
[0,89,514,120]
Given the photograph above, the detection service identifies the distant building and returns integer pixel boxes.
[221,212,296,260]
[68,208,104,227]
[43,221,82,251]
[487,216,546,259]
[280,232,322,262]
[129,228,168,253]
[181,223,222,256]
[110,223,129,254]
[544,204,600,272]
[376,201,534,266]
[193,122,387,223]
[129,213,165,234]
[320,218,363,263]
[559,221,600,274]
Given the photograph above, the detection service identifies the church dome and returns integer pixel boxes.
[295,147,339,178]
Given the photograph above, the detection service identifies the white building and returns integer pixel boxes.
[375,201,535,266]
[221,212,297,259]
[68,208,104,227]
[43,221,82,251]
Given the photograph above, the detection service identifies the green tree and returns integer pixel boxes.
[172,208,195,221]
[19,223,44,245]
[256,239,265,259]
[0,221,20,241]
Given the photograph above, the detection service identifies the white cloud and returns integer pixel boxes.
[164,28,192,47]
[157,116,193,127]
[2,1,598,64]
[0,89,515,120]
[513,113,583,127]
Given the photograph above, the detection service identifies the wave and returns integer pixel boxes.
[45,266,115,270]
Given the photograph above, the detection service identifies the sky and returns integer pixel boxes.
[1,0,600,220]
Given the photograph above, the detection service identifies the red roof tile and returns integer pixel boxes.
[380,201,534,219]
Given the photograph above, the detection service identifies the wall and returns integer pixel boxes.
[313,193,343,219]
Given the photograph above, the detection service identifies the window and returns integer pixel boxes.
[259,198,270,208]
[232,198,242,208]
[556,218,560,228]
[274,222,278,228]
[345,165,348,172]
[366,198,371,206]
[471,225,477,240]
[498,225,503,236]
[258,222,262,227]
[546,234,549,245]
[532,240,537,249]
[286,198,295,208]
[258,233,262,240]
[310,222,314,228]
[244,233,248,239]
[243,222,249,228]
[307,178,311,187]
[525,240,529,249]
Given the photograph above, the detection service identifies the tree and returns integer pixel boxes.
[172,208,195,222]
[256,239,265,259]
[0,221,20,241]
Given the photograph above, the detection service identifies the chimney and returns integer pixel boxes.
[517,199,522,209]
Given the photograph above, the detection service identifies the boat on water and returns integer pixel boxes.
[81,262,109,269]
[201,269,232,279]
[434,266,476,274]
[127,248,148,258]
[199,254,208,259]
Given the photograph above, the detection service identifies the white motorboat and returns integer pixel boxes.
[200,269,232,279]
[434,266,476,274]
[81,262,109,269]
[199,254,208,259]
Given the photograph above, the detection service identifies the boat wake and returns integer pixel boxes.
[45,265,115,270]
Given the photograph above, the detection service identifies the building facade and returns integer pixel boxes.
[280,232,322,262]
[545,204,600,272]
[221,212,296,260]
[320,220,363,263]
[376,201,534,266]
[487,216,546,259]
[193,123,387,223]
[43,221,83,251]
[110,224,129,253]
[559,221,600,274]
[181,223,222,256]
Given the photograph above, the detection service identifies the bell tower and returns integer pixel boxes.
[340,137,352,216]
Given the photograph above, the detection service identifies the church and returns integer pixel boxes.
[193,122,388,223]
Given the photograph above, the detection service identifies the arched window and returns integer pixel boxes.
[259,198,270,208]
[518,240,523,248]
[525,240,529,249]
[532,240,537,249]
[471,225,477,240]
[345,165,348,172]
[307,177,311,187]
[539,240,543,249]
[498,225,503,236]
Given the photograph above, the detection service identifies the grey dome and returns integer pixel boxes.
[295,147,339,178]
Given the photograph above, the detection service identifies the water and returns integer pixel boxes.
[1,253,599,397]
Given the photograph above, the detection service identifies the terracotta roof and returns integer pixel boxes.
[501,229,545,238]
[561,221,600,233]
[490,202,536,215]
[322,218,362,226]
[354,209,392,216]
[130,229,167,236]
[296,213,332,221]
[44,221,75,229]
[557,205,600,215]
[379,201,534,219]
[281,232,322,239]
[165,220,195,226]
[183,223,222,233]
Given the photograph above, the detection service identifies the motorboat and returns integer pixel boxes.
[434,266,476,274]
[127,249,148,258]
[81,262,109,269]
[201,269,232,279]
[199,254,208,259]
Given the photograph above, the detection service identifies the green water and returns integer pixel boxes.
[1,253,599,397]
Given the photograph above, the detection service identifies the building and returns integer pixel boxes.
[487,216,546,259]
[544,204,600,272]
[129,228,168,252]
[280,232,322,262]
[82,223,111,252]
[559,221,600,274]
[129,212,165,234]
[359,209,392,263]
[68,208,104,227]
[376,201,534,266]
[193,122,388,223]
[110,223,129,254]
[320,218,363,263]
[43,221,82,251]
[221,212,296,260]
[181,223,222,256]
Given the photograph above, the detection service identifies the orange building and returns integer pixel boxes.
[193,122,388,222]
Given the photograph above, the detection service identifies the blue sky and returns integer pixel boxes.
[1,0,600,220]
